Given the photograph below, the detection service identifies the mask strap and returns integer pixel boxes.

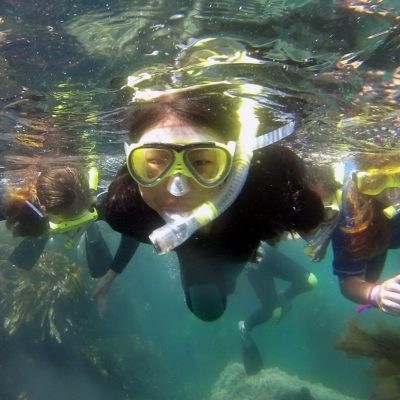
[25,201,45,220]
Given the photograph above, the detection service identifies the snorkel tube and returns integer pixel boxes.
[148,101,295,254]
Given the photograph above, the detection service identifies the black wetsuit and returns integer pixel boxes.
[244,244,313,331]
[105,144,324,321]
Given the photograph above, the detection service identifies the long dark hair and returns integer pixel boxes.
[125,89,244,142]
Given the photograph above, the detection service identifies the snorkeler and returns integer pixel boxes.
[301,154,400,316]
[329,153,400,316]
[238,242,318,375]
[1,165,134,282]
[99,83,325,322]
[235,161,346,375]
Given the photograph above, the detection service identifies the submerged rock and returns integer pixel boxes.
[209,363,359,400]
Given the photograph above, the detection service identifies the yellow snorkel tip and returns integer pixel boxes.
[383,204,400,219]
[88,167,99,191]
[303,245,313,256]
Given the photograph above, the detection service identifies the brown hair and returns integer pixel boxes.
[36,167,92,218]
[306,163,341,203]
[3,166,92,236]
[339,152,400,260]
[125,90,243,142]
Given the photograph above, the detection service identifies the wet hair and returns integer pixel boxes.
[339,152,400,260]
[125,90,242,142]
[36,167,92,217]
[3,166,92,236]
[2,178,46,237]
[306,163,341,200]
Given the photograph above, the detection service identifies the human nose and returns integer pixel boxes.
[166,173,191,197]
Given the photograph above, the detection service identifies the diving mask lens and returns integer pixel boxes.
[126,143,233,187]
[184,146,231,186]
[128,147,174,185]
[355,170,400,196]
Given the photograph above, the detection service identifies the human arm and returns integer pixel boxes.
[333,230,400,315]
[91,234,139,316]
[340,274,400,316]
[339,275,376,305]
[330,217,400,314]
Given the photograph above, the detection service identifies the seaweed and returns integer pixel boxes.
[335,319,400,400]
[0,250,84,343]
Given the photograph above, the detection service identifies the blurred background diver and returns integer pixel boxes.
[331,152,400,316]
[300,153,400,317]
[0,165,136,291]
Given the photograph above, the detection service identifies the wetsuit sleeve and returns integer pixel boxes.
[109,234,139,274]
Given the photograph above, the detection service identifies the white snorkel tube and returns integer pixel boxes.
[148,100,296,254]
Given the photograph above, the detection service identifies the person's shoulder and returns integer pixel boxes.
[103,164,160,238]
[104,165,139,220]
[107,165,136,197]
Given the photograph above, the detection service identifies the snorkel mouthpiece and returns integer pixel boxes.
[149,214,198,254]
[167,174,191,196]
[150,202,218,253]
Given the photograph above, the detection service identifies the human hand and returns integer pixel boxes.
[91,269,118,318]
[369,275,400,316]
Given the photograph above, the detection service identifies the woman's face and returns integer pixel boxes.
[136,120,226,217]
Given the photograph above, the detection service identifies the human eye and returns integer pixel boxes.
[193,159,213,167]
[145,149,170,166]
[148,157,168,166]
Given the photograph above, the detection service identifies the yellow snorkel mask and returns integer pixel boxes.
[47,166,99,247]
[125,141,235,189]
[335,161,400,220]
[354,167,400,196]
[353,167,400,218]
